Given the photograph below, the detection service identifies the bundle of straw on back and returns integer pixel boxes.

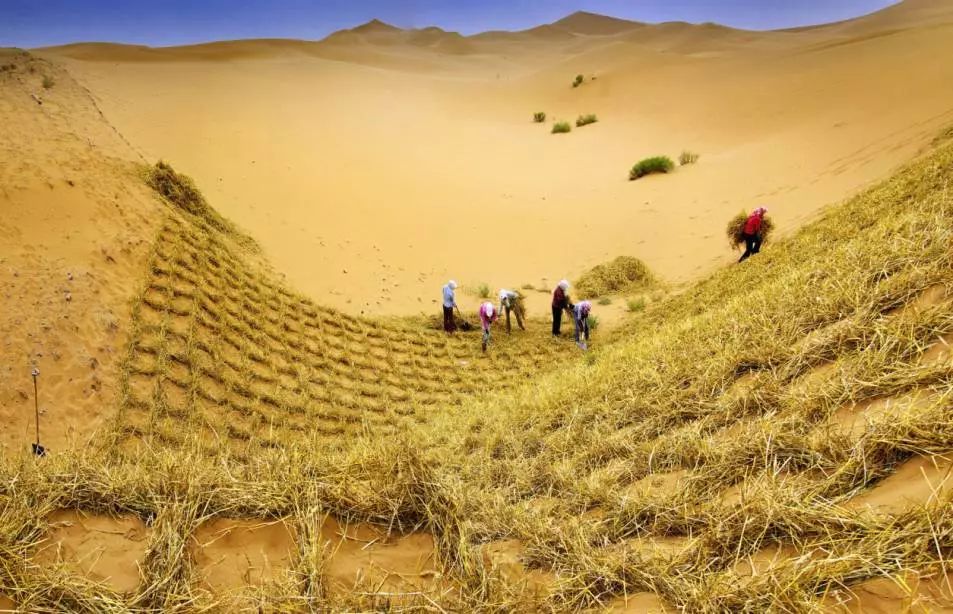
[727,211,774,249]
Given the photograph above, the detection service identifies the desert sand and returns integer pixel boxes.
[3,2,953,610]
[0,49,159,453]
[35,0,953,316]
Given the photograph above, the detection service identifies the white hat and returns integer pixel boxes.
[448,280,457,289]
[559,279,570,290]
[485,303,495,317]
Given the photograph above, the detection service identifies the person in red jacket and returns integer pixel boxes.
[739,207,768,262]
[551,280,572,337]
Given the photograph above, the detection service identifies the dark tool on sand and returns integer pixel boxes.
[31,367,46,457]
[454,305,475,332]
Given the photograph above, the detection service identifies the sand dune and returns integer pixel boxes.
[34,1,953,317]
[0,50,159,453]
[5,4,953,609]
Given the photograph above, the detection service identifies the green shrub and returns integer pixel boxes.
[679,151,700,166]
[629,156,674,180]
[576,256,654,298]
[41,75,54,89]
[586,314,599,331]
[533,112,546,123]
[576,114,598,127]
[476,283,490,299]
[627,297,647,312]
[552,122,572,134]
[597,297,612,306]
[572,74,584,88]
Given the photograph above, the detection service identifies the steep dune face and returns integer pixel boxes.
[0,51,159,453]
[38,0,953,316]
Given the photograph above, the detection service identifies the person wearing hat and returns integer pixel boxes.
[479,301,498,352]
[551,280,572,337]
[498,288,525,334]
[739,207,768,263]
[573,300,593,350]
[442,280,459,333]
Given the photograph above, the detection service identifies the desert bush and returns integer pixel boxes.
[597,297,612,306]
[726,210,775,249]
[41,75,54,89]
[533,112,546,123]
[576,114,598,127]
[679,150,700,166]
[629,156,674,180]
[476,283,490,299]
[552,122,572,134]
[576,255,654,297]
[627,296,647,312]
[572,74,584,88]
[521,283,535,291]
[586,314,599,331]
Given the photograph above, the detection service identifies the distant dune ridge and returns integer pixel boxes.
[30,0,953,318]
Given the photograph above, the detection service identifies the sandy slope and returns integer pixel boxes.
[35,1,953,317]
[0,50,158,454]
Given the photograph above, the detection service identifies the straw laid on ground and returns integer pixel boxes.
[3,125,953,610]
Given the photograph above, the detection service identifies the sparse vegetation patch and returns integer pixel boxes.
[572,74,584,88]
[533,112,546,123]
[627,296,647,312]
[41,75,54,89]
[552,121,571,134]
[679,150,700,166]
[576,114,598,127]
[629,156,674,180]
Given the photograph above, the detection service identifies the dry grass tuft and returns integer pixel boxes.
[576,255,654,298]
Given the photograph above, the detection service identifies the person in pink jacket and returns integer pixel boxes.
[479,301,498,353]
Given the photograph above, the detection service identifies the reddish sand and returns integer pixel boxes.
[192,518,296,592]
[481,539,555,597]
[828,391,937,441]
[823,568,953,613]
[920,333,953,365]
[603,592,675,613]
[320,515,446,598]
[192,515,447,601]
[846,454,953,514]
[623,469,690,500]
[34,509,151,594]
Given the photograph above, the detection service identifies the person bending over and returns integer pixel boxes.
[498,288,525,334]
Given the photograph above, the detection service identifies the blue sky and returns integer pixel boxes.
[3,0,898,48]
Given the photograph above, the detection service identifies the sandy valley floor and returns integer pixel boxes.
[36,0,953,316]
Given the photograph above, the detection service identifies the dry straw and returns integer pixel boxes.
[3,131,953,610]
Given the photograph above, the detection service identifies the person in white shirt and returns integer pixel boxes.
[497,288,525,333]
[441,280,458,333]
